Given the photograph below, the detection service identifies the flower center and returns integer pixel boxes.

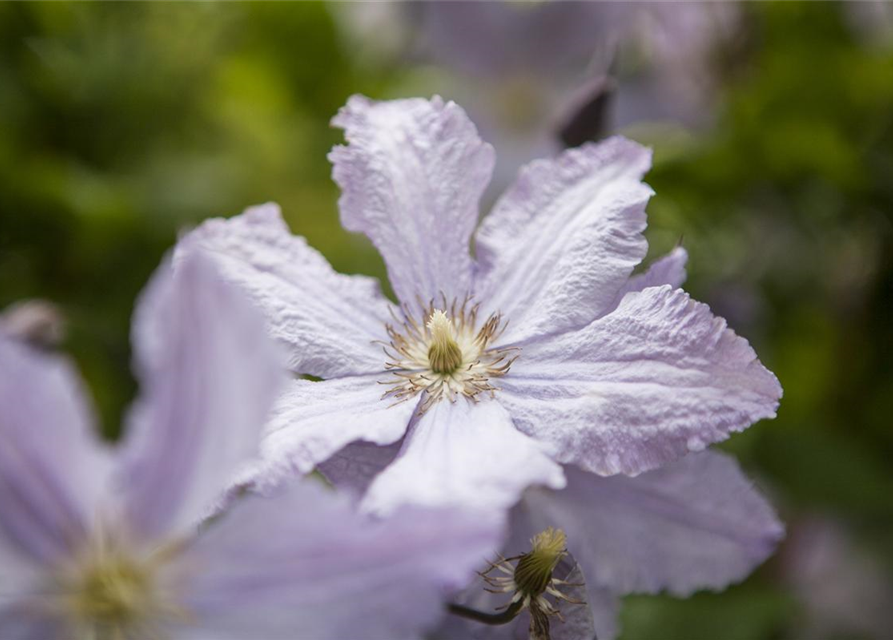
[479,527,583,640]
[71,555,152,630]
[513,528,567,599]
[380,296,517,414]
[56,536,188,637]
[426,310,464,375]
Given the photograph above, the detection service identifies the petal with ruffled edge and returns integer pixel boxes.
[0,337,109,566]
[118,254,284,543]
[363,399,565,514]
[523,451,784,596]
[330,95,495,308]
[173,480,504,640]
[499,285,782,476]
[474,137,652,345]
[175,203,393,379]
[239,376,417,494]
[614,246,688,302]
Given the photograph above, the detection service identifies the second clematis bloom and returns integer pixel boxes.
[435,450,784,640]
[178,95,782,513]
[0,255,502,640]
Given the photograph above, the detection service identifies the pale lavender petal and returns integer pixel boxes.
[330,95,495,308]
[239,376,416,494]
[174,480,504,640]
[499,285,782,476]
[317,439,403,494]
[119,254,284,542]
[0,336,108,565]
[474,137,652,345]
[551,564,615,640]
[0,604,64,640]
[416,1,622,79]
[176,203,392,378]
[618,246,688,298]
[363,399,565,514]
[601,245,689,319]
[523,452,784,596]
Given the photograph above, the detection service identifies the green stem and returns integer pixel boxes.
[446,600,524,625]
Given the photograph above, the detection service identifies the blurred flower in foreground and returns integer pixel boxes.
[179,95,781,515]
[0,254,501,639]
[0,300,66,350]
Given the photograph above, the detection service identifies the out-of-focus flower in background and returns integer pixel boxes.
[780,514,893,640]
[0,255,502,639]
[332,2,742,198]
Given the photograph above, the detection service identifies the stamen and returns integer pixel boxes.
[458,527,583,640]
[52,535,189,638]
[426,310,463,374]
[513,528,567,599]
[380,296,517,414]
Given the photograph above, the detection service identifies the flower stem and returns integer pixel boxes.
[446,600,523,625]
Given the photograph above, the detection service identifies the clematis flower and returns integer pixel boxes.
[0,254,502,639]
[385,450,778,640]
[177,95,781,514]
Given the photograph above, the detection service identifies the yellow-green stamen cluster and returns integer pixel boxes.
[380,296,517,414]
[426,311,464,374]
[513,528,567,598]
[69,554,153,634]
[52,536,188,639]
[477,527,583,640]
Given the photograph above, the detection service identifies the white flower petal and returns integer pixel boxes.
[176,480,504,640]
[363,399,565,514]
[119,254,284,542]
[330,95,495,308]
[615,246,688,300]
[242,375,416,493]
[176,203,392,378]
[499,285,781,476]
[524,452,784,595]
[474,137,652,344]
[0,337,108,565]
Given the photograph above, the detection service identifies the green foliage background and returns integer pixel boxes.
[1,3,891,638]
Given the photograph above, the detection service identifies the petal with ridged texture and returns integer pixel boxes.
[474,137,652,345]
[524,452,784,595]
[330,95,495,308]
[176,203,393,378]
[613,246,688,303]
[241,375,416,494]
[499,285,781,476]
